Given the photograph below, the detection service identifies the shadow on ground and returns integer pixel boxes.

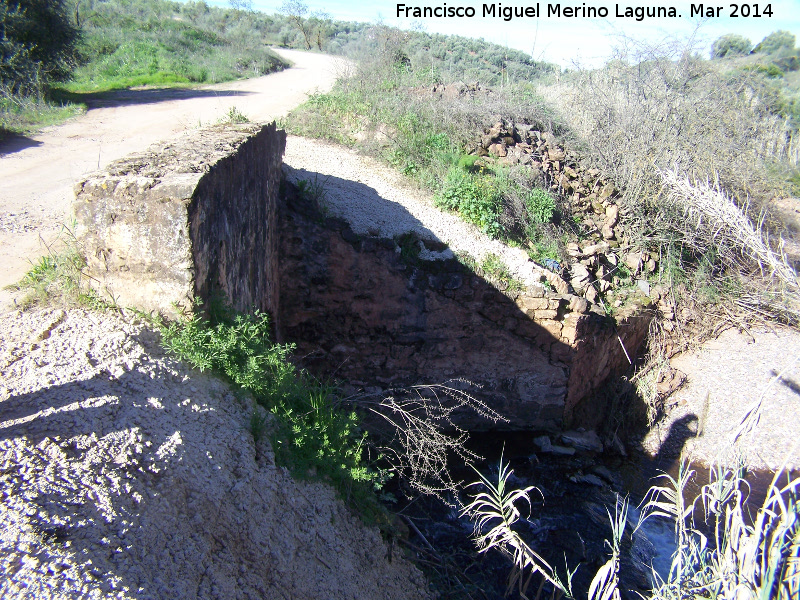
[54,86,255,111]
[0,131,43,156]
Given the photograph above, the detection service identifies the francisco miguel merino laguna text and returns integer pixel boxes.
[396,3,681,21]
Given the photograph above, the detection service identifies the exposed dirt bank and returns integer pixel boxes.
[0,307,431,599]
[641,326,800,471]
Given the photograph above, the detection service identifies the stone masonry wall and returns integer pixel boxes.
[73,123,286,316]
[278,188,652,432]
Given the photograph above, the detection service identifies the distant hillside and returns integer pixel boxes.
[68,0,288,91]
[71,0,551,91]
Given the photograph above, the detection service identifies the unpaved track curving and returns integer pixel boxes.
[0,49,349,307]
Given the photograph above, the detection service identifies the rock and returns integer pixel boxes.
[568,295,589,314]
[533,435,553,452]
[488,143,507,157]
[549,529,586,560]
[585,286,598,303]
[590,465,616,483]
[581,241,610,256]
[550,445,576,456]
[561,430,603,452]
[624,252,642,273]
[574,473,606,487]
[599,183,616,200]
[570,263,592,292]
[548,148,566,161]
[637,279,651,296]
[601,224,615,240]
[604,204,619,227]
[646,258,657,273]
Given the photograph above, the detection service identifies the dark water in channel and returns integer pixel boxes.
[398,430,799,599]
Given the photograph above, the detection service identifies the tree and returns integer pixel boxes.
[228,0,252,12]
[710,34,752,58]
[278,0,331,51]
[0,0,78,98]
[754,30,796,55]
[279,0,312,49]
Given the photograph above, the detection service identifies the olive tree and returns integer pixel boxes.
[710,34,752,58]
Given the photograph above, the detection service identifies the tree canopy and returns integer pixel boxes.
[754,30,796,55]
[711,34,752,58]
[1,0,78,97]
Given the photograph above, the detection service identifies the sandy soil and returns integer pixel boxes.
[0,307,431,599]
[640,326,800,471]
[0,49,350,306]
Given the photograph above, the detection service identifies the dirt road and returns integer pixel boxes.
[0,49,348,305]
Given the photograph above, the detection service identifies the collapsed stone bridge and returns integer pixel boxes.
[73,123,651,434]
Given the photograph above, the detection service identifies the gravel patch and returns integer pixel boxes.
[0,307,430,600]
[0,210,62,236]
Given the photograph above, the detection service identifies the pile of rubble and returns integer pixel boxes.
[466,118,676,321]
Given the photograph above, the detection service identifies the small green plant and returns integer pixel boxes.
[295,174,328,206]
[435,168,504,238]
[157,305,388,522]
[479,253,525,293]
[525,187,556,225]
[395,232,422,266]
[455,250,479,272]
[8,227,111,309]
[457,154,480,172]
[527,240,560,264]
[223,106,249,124]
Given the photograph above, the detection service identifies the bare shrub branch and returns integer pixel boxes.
[362,381,507,503]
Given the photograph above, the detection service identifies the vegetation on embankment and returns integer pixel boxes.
[1,0,287,136]
[286,26,800,332]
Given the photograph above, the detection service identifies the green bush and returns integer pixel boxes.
[0,0,79,97]
[710,34,752,59]
[157,306,387,521]
[435,168,503,238]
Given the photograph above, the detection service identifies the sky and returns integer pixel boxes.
[213,0,800,67]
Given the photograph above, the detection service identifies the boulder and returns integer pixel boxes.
[561,430,603,452]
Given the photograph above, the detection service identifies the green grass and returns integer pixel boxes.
[0,96,85,136]
[5,228,112,310]
[67,0,287,93]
